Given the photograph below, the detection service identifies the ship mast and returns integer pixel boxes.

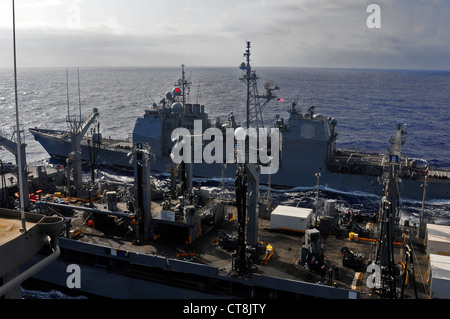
[242,42,251,129]
[232,42,279,275]
[64,67,99,192]
[374,123,406,298]
[239,41,278,130]
[177,64,191,110]
[12,0,27,232]
[181,64,186,108]
[418,175,428,238]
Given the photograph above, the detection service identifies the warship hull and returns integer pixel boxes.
[30,128,132,169]
[30,127,450,201]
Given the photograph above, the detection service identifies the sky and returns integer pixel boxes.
[0,0,449,70]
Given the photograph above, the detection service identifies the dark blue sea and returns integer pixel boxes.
[1,66,449,167]
[1,66,449,298]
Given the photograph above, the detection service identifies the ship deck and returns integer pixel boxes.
[64,204,430,299]
[29,127,132,153]
[332,149,385,167]
[0,215,34,246]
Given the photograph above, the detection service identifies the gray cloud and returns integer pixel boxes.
[0,0,448,70]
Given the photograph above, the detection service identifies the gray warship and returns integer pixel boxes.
[29,44,450,202]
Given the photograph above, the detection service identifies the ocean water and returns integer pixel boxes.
[1,66,449,298]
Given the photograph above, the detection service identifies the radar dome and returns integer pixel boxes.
[171,102,183,114]
[165,91,173,100]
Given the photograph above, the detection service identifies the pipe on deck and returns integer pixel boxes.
[37,201,132,218]
[0,237,60,298]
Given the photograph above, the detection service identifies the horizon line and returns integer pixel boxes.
[0,65,449,73]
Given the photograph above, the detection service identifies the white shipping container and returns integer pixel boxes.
[426,224,450,256]
[429,254,450,299]
[270,205,312,233]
